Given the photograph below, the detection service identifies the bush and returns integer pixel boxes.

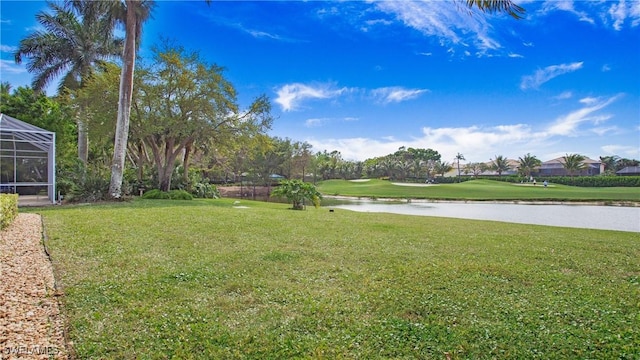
[142,189,171,199]
[168,190,193,200]
[534,176,640,187]
[141,189,193,200]
[0,194,18,230]
[192,182,220,199]
[271,180,322,210]
[57,160,110,202]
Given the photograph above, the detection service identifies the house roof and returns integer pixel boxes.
[616,166,640,175]
[541,156,600,165]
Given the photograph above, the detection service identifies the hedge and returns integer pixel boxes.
[0,194,19,230]
[477,175,640,187]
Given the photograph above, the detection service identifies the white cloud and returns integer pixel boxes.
[275,83,348,111]
[546,95,622,136]
[508,53,524,58]
[0,44,16,53]
[306,93,628,162]
[370,1,502,55]
[305,118,327,128]
[0,59,26,74]
[607,0,640,30]
[591,126,620,136]
[275,83,428,111]
[520,61,583,90]
[609,0,628,30]
[601,144,640,158]
[540,0,595,24]
[553,91,573,100]
[371,87,429,104]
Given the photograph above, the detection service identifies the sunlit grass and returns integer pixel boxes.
[37,199,639,359]
[318,179,640,202]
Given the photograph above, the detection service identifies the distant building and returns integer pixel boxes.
[616,166,640,176]
[539,157,603,177]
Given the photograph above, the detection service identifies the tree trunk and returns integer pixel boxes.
[108,1,137,199]
[77,117,88,164]
[183,140,193,188]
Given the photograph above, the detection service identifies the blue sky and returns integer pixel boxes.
[1,0,639,163]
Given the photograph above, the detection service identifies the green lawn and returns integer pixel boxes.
[37,199,639,359]
[318,179,640,202]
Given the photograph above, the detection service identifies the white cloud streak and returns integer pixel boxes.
[275,83,348,112]
[0,59,26,74]
[371,87,429,104]
[370,1,501,55]
[520,62,583,90]
[0,44,17,53]
[274,83,427,111]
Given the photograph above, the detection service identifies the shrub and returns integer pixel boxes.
[192,182,220,199]
[57,160,110,202]
[141,189,193,200]
[167,190,193,200]
[142,189,171,199]
[0,194,18,230]
[271,180,322,210]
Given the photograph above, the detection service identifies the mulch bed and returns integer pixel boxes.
[0,214,67,359]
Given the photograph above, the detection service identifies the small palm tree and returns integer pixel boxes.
[271,179,322,210]
[599,155,619,175]
[518,153,541,179]
[490,155,510,177]
[562,153,586,178]
[434,160,453,178]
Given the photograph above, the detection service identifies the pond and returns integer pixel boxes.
[329,199,640,233]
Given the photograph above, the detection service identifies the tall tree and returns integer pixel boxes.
[490,155,511,178]
[108,0,154,199]
[562,153,586,178]
[14,1,123,163]
[132,42,271,191]
[517,153,541,179]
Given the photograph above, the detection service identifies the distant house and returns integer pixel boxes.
[539,157,603,176]
[616,166,640,176]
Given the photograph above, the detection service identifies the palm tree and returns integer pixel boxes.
[455,153,465,183]
[599,155,620,175]
[562,153,586,178]
[490,155,511,178]
[464,0,525,19]
[434,160,453,178]
[517,153,541,179]
[14,1,123,163]
[107,0,155,199]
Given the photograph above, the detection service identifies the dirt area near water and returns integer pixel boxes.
[218,186,272,199]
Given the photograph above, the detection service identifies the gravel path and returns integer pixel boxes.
[1,214,67,359]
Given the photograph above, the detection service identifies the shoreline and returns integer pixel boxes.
[323,195,640,207]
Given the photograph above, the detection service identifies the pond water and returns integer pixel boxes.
[330,200,640,233]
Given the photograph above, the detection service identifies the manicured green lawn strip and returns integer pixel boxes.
[318,179,640,202]
[38,199,639,359]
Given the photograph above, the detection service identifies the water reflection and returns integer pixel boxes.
[329,199,640,233]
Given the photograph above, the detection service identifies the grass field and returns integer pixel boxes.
[318,179,640,202]
[37,199,639,359]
